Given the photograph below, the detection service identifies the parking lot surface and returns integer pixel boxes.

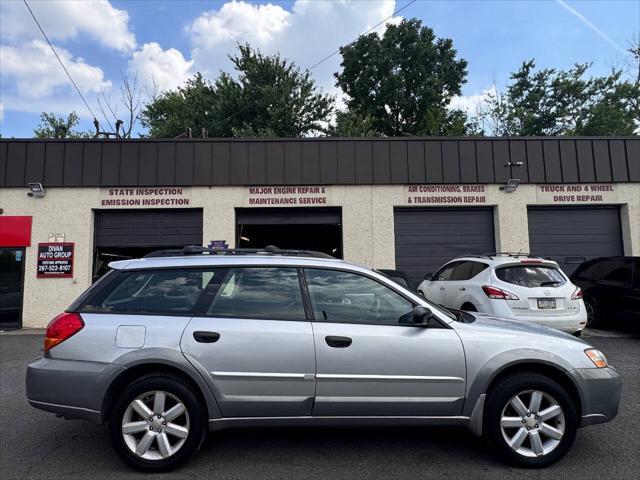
[1,332,638,480]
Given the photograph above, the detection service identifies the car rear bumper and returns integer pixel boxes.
[569,366,622,427]
[487,303,586,333]
[26,356,124,424]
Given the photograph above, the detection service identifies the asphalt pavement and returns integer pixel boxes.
[1,332,638,480]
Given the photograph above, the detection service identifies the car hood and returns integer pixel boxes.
[460,312,587,345]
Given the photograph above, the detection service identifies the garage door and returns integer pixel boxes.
[95,209,203,247]
[527,206,623,275]
[394,207,495,285]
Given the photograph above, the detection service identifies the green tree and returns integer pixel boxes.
[141,45,333,138]
[139,73,216,138]
[334,18,469,136]
[33,111,91,138]
[483,60,639,136]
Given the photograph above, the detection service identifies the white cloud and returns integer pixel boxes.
[0,40,111,99]
[450,87,496,115]
[128,43,193,92]
[0,0,136,52]
[188,0,399,92]
[0,102,4,121]
[0,40,111,119]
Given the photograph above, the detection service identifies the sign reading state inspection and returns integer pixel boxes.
[100,188,190,207]
[37,243,74,278]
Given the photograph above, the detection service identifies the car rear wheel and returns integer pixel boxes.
[484,373,577,468]
[584,298,600,327]
[107,374,206,472]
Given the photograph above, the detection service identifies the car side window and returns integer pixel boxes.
[433,262,458,281]
[470,261,489,278]
[305,268,414,326]
[450,261,474,281]
[206,267,305,320]
[82,269,221,315]
[600,260,632,284]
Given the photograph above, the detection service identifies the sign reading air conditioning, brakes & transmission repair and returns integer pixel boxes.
[37,243,74,278]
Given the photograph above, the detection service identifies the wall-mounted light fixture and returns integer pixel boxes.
[27,183,46,198]
[500,178,520,193]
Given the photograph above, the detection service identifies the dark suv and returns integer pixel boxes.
[570,257,640,329]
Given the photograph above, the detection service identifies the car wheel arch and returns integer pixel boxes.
[463,352,583,422]
[102,357,220,422]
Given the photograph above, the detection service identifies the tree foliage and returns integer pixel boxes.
[334,18,469,136]
[33,111,91,138]
[141,45,333,138]
[483,60,639,136]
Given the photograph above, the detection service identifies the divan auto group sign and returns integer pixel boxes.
[37,243,74,278]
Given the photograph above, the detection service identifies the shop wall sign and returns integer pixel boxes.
[99,188,191,207]
[404,185,488,205]
[536,184,619,204]
[37,242,74,278]
[244,186,331,207]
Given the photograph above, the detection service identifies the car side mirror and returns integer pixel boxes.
[424,273,433,281]
[412,306,432,326]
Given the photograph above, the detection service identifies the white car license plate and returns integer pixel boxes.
[537,298,556,309]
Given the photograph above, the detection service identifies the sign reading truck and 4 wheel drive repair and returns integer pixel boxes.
[37,243,74,278]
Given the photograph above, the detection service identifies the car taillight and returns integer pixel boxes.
[44,312,84,352]
[571,287,583,300]
[482,285,519,300]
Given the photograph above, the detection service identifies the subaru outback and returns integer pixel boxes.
[26,246,621,472]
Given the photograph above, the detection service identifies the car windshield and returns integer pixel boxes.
[495,265,566,288]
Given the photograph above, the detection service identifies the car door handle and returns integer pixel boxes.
[325,336,352,348]
[459,287,466,291]
[440,286,445,291]
[193,331,220,343]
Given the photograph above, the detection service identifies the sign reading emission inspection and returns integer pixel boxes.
[244,186,331,207]
[99,188,191,207]
[37,243,74,278]
[405,185,488,205]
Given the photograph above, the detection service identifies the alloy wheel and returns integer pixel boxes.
[499,389,565,458]
[121,390,190,461]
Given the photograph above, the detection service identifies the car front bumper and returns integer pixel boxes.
[26,356,124,424]
[569,366,622,427]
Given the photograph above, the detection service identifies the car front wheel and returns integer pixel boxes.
[484,373,577,468]
[107,374,206,472]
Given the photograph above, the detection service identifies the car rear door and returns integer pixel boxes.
[180,266,316,417]
[304,268,466,417]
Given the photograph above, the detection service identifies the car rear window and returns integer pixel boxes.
[495,265,566,288]
[81,269,224,315]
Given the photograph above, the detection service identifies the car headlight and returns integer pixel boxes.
[585,348,608,368]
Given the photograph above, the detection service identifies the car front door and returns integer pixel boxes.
[428,262,458,306]
[181,266,315,417]
[305,268,466,417]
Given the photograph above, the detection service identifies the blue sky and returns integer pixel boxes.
[1,0,638,138]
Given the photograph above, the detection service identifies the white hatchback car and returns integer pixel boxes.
[418,254,587,335]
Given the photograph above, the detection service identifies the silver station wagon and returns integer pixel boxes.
[26,246,622,472]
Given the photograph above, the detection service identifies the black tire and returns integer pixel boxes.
[461,303,477,312]
[584,297,600,328]
[484,373,577,468]
[107,374,206,472]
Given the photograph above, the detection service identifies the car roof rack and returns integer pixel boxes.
[459,252,548,260]
[144,245,335,259]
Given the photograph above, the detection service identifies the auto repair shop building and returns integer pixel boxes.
[0,136,638,329]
